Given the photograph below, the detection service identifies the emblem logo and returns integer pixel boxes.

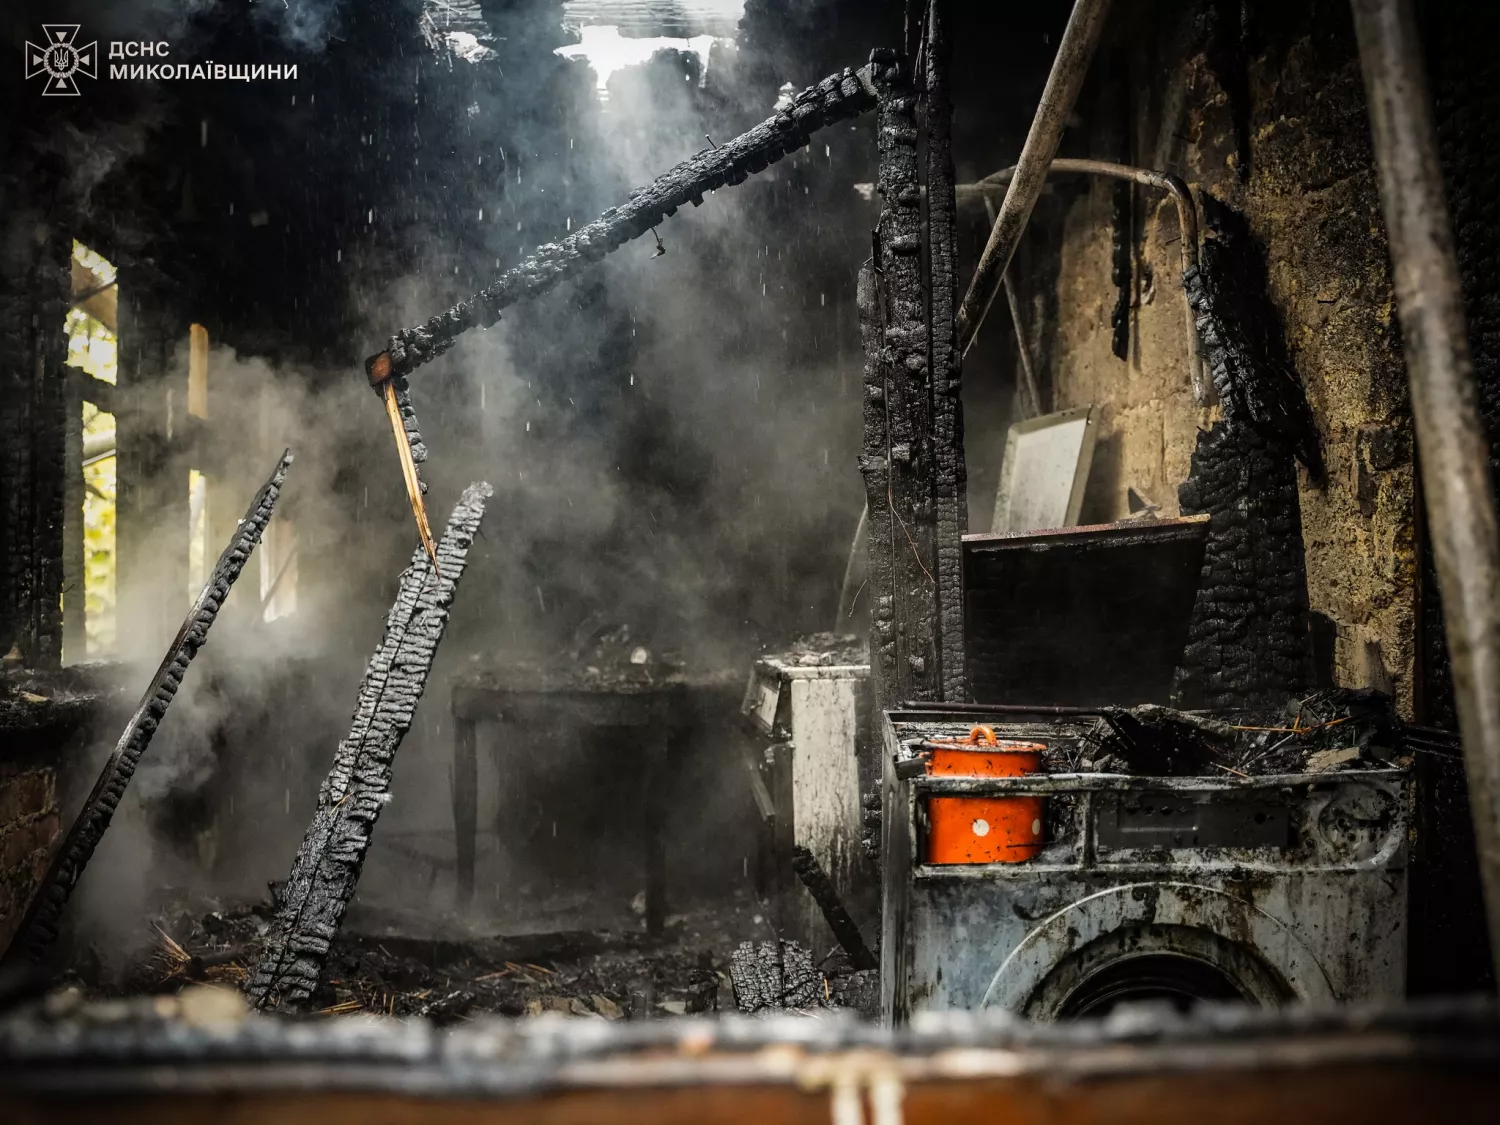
[25,25,98,96]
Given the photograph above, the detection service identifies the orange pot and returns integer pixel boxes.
[926,727,1045,864]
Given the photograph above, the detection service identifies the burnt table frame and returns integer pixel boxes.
[449,679,735,935]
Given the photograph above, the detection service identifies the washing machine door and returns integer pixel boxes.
[981,882,1336,1019]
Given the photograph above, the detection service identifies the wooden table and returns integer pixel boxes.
[448,663,741,934]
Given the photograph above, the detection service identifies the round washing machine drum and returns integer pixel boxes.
[981,882,1337,1020]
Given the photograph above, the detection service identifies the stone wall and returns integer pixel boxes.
[1025,1,1416,714]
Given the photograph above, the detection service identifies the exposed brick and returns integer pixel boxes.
[0,767,56,827]
[0,811,59,872]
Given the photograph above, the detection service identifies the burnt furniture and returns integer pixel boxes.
[963,515,1210,706]
[449,663,740,934]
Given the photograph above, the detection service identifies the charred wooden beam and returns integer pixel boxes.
[790,845,876,970]
[246,481,492,1010]
[5,450,293,962]
[870,50,939,705]
[364,66,879,383]
[923,0,967,704]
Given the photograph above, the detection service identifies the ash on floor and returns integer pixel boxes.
[81,887,871,1025]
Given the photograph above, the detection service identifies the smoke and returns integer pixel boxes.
[60,1,880,957]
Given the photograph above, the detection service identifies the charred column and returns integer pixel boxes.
[870,49,939,705]
[858,264,898,705]
[0,201,68,669]
[924,0,968,703]
[247,481,493,1010]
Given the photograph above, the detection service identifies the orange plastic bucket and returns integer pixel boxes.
[926,726,1045,864]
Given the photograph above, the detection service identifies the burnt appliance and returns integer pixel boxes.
[879,710,1410,1022]
[740,635,878,949]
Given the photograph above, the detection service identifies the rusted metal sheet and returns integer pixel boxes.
[882,716,1408,1021]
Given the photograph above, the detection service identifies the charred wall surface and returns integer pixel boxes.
[1024,0,1415,714]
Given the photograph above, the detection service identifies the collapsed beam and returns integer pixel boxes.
[6,450,293,963]
[363,65,880,383]
[246,481,492,1009]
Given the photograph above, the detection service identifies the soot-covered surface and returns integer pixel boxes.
[963,517,1208,707]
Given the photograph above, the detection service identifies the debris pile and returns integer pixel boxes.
[1082,689,1405,777]
[131,900,730,1025]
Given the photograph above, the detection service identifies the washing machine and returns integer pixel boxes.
[879,709,1410,1023]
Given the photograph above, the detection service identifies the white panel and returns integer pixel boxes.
[788,676,862,877]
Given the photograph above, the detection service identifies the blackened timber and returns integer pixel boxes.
[6,450,293,962]
[246,481,493,1009]
[873,51,939,703]
[923,0,968,703]
[368,66,880,382]
[790,845,876,970]
[858,263,898,704]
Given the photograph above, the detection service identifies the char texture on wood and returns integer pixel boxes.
[366,66,879,382]
[857,262,898,705]
[870,49,939,705]
[790,845,876,970]
[246,481,492,1009]
[729,939,825,1014]
[924,1,968,704]
[1173,201,1317,709]
[6,450,293,963]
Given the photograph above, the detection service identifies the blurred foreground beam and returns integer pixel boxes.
[1352,0,1500,982]
[5,450,292,963]
[246,481,492,1010]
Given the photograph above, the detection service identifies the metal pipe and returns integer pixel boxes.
[1351,0,1500,981]
[962,158,1205,397]
[955,0,1115,355]
[973,159,1199,273]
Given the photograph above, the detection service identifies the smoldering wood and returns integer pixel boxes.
[246,481,493,1010]
[5,450,293,963]
[367,65,881,383]
[872,51,939,704]
[789,845,876,970]
[923,0,969,704]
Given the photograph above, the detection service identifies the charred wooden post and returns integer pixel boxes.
[1172,201,1320,709]
[0,217,69,669]
[870,49,939,706]
[857,264,898,705]
[923,0,968,703]
[365,67,879,384]
[246,481,493,1010]
[790,845,876,970]
[5,451,293,962]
